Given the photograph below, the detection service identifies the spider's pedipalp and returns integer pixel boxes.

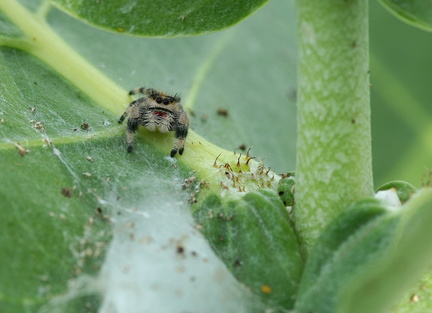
[118,112,127,124]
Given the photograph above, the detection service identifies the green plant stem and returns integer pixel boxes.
[294,0,374,254]
[0,0,127,114]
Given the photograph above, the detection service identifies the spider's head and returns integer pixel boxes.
[147,90,181,108]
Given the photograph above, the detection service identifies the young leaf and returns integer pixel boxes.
[194,189,303,310]
[295,189,432,313]
[49,0,271,37]
[379,0,432,32]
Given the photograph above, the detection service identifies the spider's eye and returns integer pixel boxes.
[163,99,169,105]
[156,97,162,104]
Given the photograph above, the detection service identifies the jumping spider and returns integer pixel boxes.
[118,87,189,157]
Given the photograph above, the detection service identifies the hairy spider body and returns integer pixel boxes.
[118,88,189,157]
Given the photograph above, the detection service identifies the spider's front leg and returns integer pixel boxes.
[171,111,189,157]
[125,118,139,153]
[118,112,127,124]
[119,101,142,153]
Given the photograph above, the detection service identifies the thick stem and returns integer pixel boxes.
[294,0,373,254]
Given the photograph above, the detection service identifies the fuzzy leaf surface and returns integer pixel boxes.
[295,189,432,313]
[194,189,303,310]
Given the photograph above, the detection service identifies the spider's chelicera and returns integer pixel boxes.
[118,88,189,157]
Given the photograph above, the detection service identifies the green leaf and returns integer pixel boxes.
[296,198,389,298]
[193,189,303,310]
[379,0,432,32]
[50,0,271,37]
[0,0,296,311]
[277,171,295,207]
[377,180,418,204]
[391,270,432,313]
[295,189,432,313]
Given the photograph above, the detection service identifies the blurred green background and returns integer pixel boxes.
[370,1,432,188]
